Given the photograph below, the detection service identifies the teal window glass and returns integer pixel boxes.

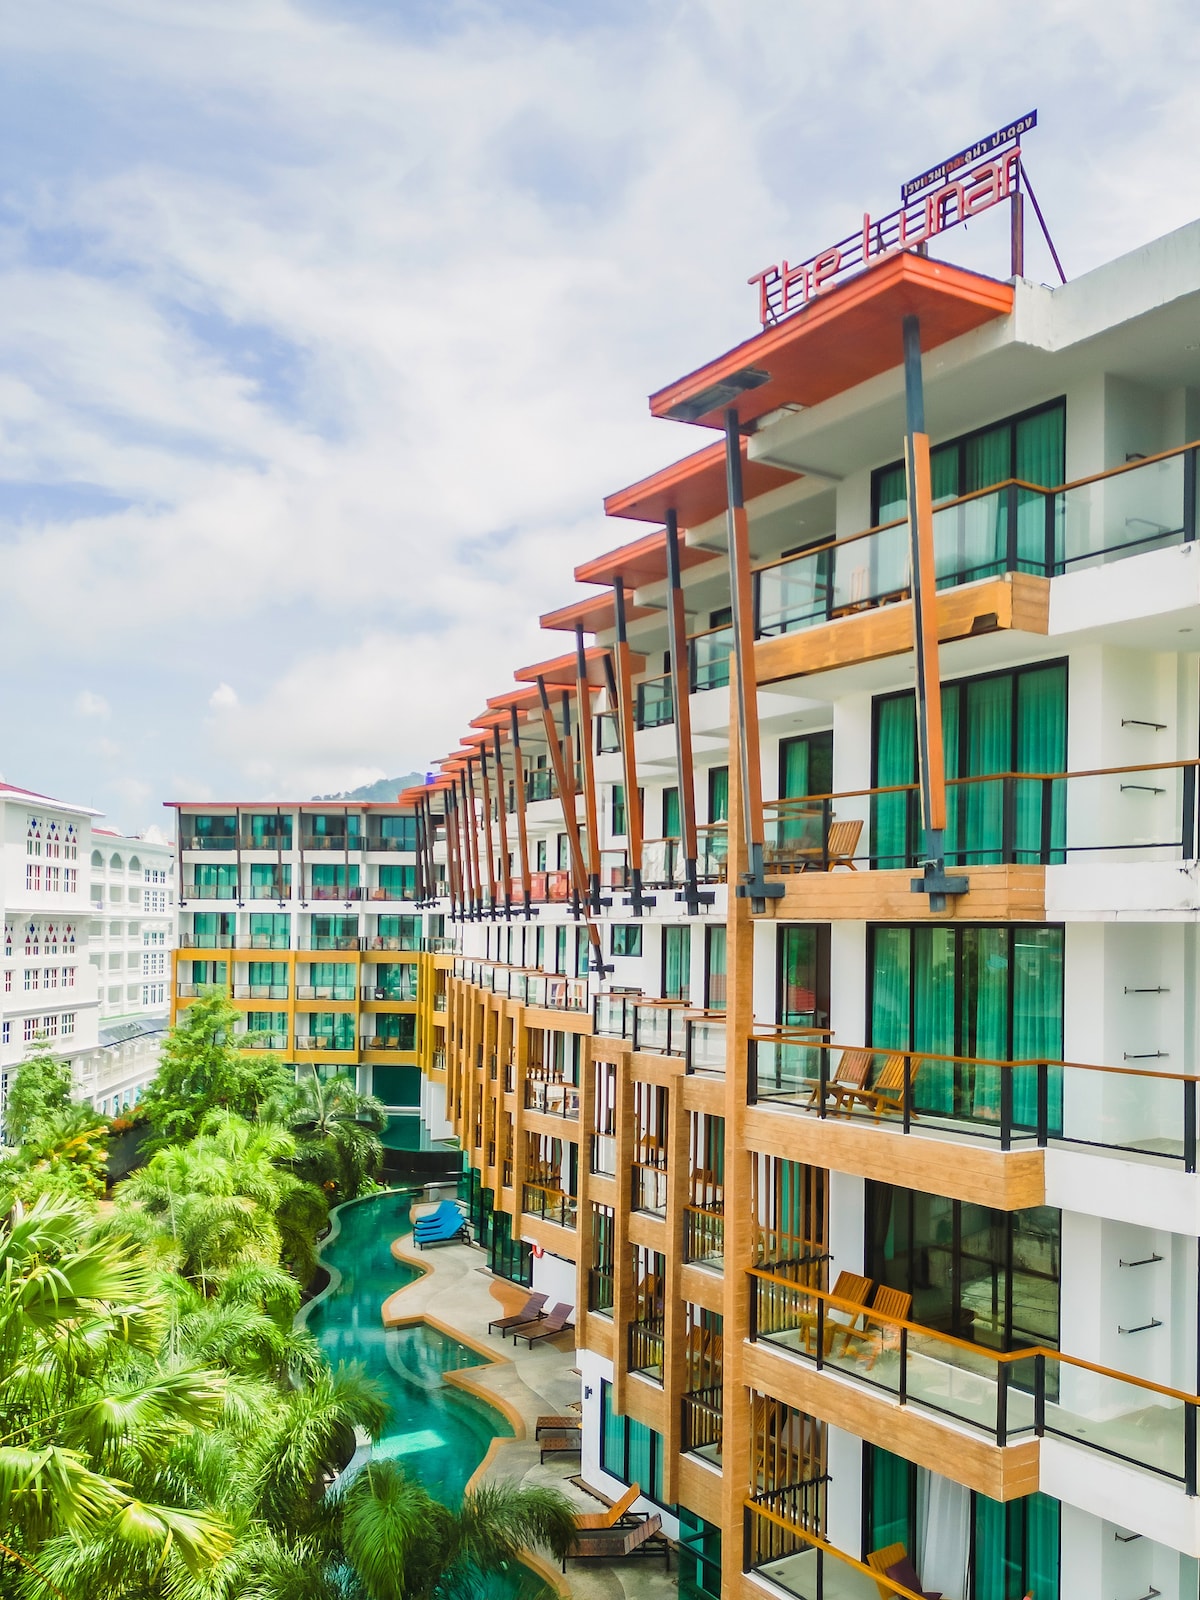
[868,924,1063,1131]
[611,925,643,958]
[373,1013,416,1050]
[663,787,681,839]
[370,964,416,1000]
[378,814,418,848]
[246,1010,286,1035]
[250,913,290,949]
[249,861,290,896]
[248,961,287,990]
[377,915,420,949]
[371,1064,421,1105]
[189,959,227,986]
[663,924,691,1002]
[705,925,727,1012]
[777,731,833,853]
[611,785,626,837]
[708,768,729,824]
[777,925,829,1027]
[245,812,292,847]
[378,865,416,897]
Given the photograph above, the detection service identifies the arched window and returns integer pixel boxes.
[110,853,123,870]
[91,850,104,867]
[129,855,141,872]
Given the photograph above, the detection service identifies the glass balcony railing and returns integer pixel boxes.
[689,625,733,692]
[753,445,1200,640]
[632,1161,668,1216]
[749,1270,1200,1489]
[686,1016,726,1075]
[524,1078,580,1119]
[635,674,674,730]
[762,759,1199,874]
[596,712,620,754]
[748,1038,1200,1169]
[241,1031,288,1050]
[232,983,289,1000]
[183,882,237,900]
[521,1182,577,1230]
[301,833,364,852]
[641,837,682,887]
[587,1265,614,1315]
[525,770,557,803]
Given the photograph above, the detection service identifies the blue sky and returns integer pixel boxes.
[2,0,1199,833]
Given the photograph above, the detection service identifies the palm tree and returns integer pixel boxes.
[339,1462,576,1600]
[272,1072,387,1203]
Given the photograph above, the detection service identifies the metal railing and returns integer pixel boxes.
[632,1162,669,1216]
[587,1265,614,1315]
[748,1038,1200,1168]
[295,984,356,1001]
[241,1031,288,1050]
[753,442,1200,640]
[232,983,289,1000]
[183,881,237,900]
[681,1386,724,1458]
[627,1316,665,1379]
[685,1016,726,1075]
[636,674,674,730]
[301,833,364,851]
[749,1269,1200,1489]
[590,1133,617,1175]
[683,1204,725,1268]
[688,625,733,692]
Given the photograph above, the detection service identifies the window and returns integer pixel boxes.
[707,767,729,824]
[535,837,548,871]
[662,924,690,1002]
[599,1380,665,1504]
[377,814,417,849]
[1,1023,8,1045]
[377,865,416,898]
[865,1446,1059,1600]
[554,924,568,975]
[376,915,420,951]
[704,925,727,1011]
[588,1204,615,1313]
[249,913,290,950]
[23,969,37,991]
[869,922,1064,1128]
[662,787,680,839]
[872,398,1066,577]
[25,865,40,892]
[866,1186,1060,1354]
[777,924,830,1027]
[610,924,642,958]
[23,1018,36,1042]
[872,661,1067,869]
[611,785,626,838]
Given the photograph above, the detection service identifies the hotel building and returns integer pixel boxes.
[176,208,1200,1595]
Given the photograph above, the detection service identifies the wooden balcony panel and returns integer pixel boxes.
[582,1314,614,1362]
[763,862,1045,922]
[590,1036,633,1064]
[522,1005,593,1035]
[621,1372,669,1437]
[630,1051,686,1086]
[521,1106,581,1142]
[519,1212,580,1263]
[680,1075,727,1115]
[676,1454,724,1524]
[743,1107,1045,1210]
[681,1262,725,1314]
[755,571,1050,686]
[627,1210,670,1252]
[742,1342,1039,1503]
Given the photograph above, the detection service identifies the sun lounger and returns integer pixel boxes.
[412,1204,469,1249]
[795,1270,873,1356]
[867,1542,942,1599]
[573,1481,641,1531]
[539,1430,582,1465]
[487,1293,547,1335]
[566,1514,669,1569]
[535,1414,581,1437]
[508,1301,574,1346]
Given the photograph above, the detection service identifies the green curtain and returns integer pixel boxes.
[379,865,416,895]
[966,929,1009,1118]
[663,787,680,838]
[941,685,962,863]
[779,926,820,1025]
[875,463,907,523]
[706,925,727,1012]
[963,676,1011,863]
[248,961,285,987]
[973,1492,1059,1600]
[961,424,1009,580]
[249,913,289,948]
[913,928,955,1114]
[1015,665,1067,864]
[1015,406,1065,571]
[868,1446,912,1553]
[1024,1492,1060,1600]
[1011,928,1064,1132]
[870,928,910,1050]
[709,768,729,823]
[873,697,916,867]
[780,733,832,850]
[611,785,626,836]
[664,925,691,1001]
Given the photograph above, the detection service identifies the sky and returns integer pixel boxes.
[2,0,1200,835]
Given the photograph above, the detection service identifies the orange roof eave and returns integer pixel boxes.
[539,593,655,634]
[513,646,638,689]
[603,436,801,527]
[573,525,721,588]
[649,253,1014,430]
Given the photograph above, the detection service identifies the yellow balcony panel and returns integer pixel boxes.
[519,1211,579,1262]
[744,1105,1045,1211]
[754,570,1050,688]
[762,861,1045,922]
[681,1263,724,1314]
[742,1341,1039,1503]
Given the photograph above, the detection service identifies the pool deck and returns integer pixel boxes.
[383,1228,680,1600]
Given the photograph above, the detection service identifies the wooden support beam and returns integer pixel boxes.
[574,625,602,912]
[509,707,534,917]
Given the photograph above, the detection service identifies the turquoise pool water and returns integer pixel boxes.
[305,1188,513,1503]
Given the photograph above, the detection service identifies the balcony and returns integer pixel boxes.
[183,882,236,901]
[524,1078,580,1119]
[454,959,588,1013]
[524,770,557,804]
[242,1031,288,1050]
[681,1385,723,1464]
[635,674,673,731]
[185,933,234,949]
[239,830,292,852]
[683,1204,724,1270]
[688,624,732,693]
[753,446,1199,650]
[590,1133,617,1176]
[301,833,364,852]
[749,1270,1199,1491]
[307,885,364,901]
[364,1035,412,1053]
[294,1034,356,1053]
[507,869,572,905]
[627,1316,664,1381]
[587,1265,614,1316]
[521,1182,577,1230]
[232,984,289,1000]
[304,936,361,951]
[295,985,356,1001]
[632,1161,668,1217]
[748,1038,1200,1171]
[246,883,291,900]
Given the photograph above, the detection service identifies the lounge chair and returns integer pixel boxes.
[833,1054,920,1121]
[535,1413,581,1437]
[538,1430,582,1465]
[566,1514,669,1569]
[572,1481,641,1531]
[803,1047,873,1111]
[413,1200,464,1234]
[796,1270,873,1356]
[412,1205,469,1249]
[867,1542,941,1599]
[487,1292,547,1335]
[508,1302,574,1346]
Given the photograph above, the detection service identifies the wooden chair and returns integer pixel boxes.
[796,1270,873,1356]
[804,1047,872,1110]
[831,1053,917,1121]
[573,1481,642,1531]
[566,1513,668,1569]
[826,817,863,869]
[848,1286,913,1371]
[866,1541,941,1599]
[508,1302,574,1346]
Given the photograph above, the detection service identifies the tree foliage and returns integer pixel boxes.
[138,993,292,1146]
[271,1071,386,1202]
[3,1050,73,1145]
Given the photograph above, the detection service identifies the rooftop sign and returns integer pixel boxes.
[749,111,1037,328]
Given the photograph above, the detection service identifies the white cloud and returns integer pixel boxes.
[0,1,1199,819]
[74,690,110,719]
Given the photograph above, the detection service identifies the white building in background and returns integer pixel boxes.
[0,781,176,1129]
